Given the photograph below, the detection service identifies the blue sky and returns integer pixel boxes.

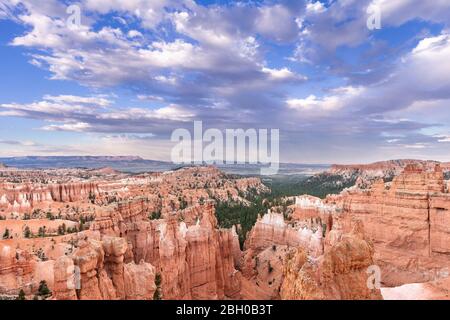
[0,0,450,163]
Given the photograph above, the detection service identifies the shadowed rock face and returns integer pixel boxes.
[239,200,382,300]
[337,164,450,286]
[280,222,382,300]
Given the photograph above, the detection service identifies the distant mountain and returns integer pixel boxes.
[0,156,173,173]
[330,159,449,172]
[329,159,450,180]
[0,163,6,168]
[0,156,329,176]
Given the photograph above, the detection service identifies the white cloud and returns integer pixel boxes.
[127,30,143,38]
[83,0,173,28]
[434,135,450,143]
[254,4,299,42]
[42,94,112,107]
[262,67,306,81]
[97,105,194,122]
[137,95,165,102]
[287,86,364,112]
[153,75,177,85]
[41,122,92,132]
[306,1,326,13]
[289,31,450,116]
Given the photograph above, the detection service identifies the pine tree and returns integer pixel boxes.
[17,289,26,300]
[153,273,163,300]
[38,280,51,297]
[2,228,10,239]
[38,227,46,237]
[24,226,31,238]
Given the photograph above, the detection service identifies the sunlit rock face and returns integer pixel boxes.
[88,200,242,300]
[66,236,156,300]
[0,243,36,295]
[0,166,264,300]
[0,182,99,214]
[7,162,448,300]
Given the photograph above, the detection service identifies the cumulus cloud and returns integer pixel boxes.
[1,0,450,162]
[288,32,450,116]
[287,86,364,113]
[262,67,306,81]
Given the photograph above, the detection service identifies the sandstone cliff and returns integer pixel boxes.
[340,164,450,286]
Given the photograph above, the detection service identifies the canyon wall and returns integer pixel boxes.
[0,182,99,213]
[340,164,450,286]
[91,198,242,300]
[240,202,382,300]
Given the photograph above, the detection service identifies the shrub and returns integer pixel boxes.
[38,227,46,237]
[37,280,51,297]
[149,210,161,220]
[17,290,26,300]
[268,261,274,274]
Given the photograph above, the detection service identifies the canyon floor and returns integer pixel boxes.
[1,159,450,300]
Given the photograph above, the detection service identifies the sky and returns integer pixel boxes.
[0,0,449,164]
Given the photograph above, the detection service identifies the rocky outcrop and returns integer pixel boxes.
[280,222,382,300]
[244,211,323,257]
[90,200,242,300]
[0,244,35,295]
[339,164,450,286]
[240,211,324,299]
[53,256,78,300]
[69,236,155,300]
[1,166,272,300]
[0,242,58,297]
[124,261,156,300]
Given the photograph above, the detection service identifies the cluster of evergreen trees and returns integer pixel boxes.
[215,173,354,248]
[263,173,357,199]
[215,192,269,249]
[16,280,51,300]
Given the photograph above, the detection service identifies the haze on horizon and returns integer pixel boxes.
[1,0,450,164]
